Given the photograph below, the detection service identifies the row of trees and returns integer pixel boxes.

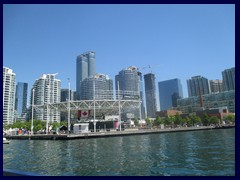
[4,120,67,132]
[143,113,235,128]
[4,114,235,131]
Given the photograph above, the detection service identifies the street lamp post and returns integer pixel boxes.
[31,88,35,135]
[118,81,121,131]
[93,76,96,132]
[68,78,71,134]
[46,84,50,134]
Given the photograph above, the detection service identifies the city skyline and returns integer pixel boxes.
[3,4,235,103]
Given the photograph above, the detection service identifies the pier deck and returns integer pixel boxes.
[6,125,234,140]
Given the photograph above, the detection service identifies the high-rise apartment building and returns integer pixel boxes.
[31,73,61,122]
[15,82,28,119]
[187,76,210,97]
[80,73,113,100]
[3,67,16,125]
[76,51,96,99]
[209,80,223,93]
[222,67,235,91]
[115,66,145,119]
[144,73,157,118]
[158,78,183,111]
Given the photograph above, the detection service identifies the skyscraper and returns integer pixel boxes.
[222,67,235,91]
[3,67,16,125]
[76,51,96,99]
[187,76,210,97]
[15,82,28,119]
[80,73,113,100]
[61,89,74,102]
[144,73,157,118]
[115,66,145,119]
[209,80,223,93]
[31,73,61,122]
[158,78,183,111]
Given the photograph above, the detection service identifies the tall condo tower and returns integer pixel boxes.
[144,73,157,118]
[81,73,113,100]
[187,76,210,97]
[158,78,183,111]
[222,67,235,91]
[209,80,223,93]
[115,66,145,119]
[30,73,61,122]
[3,67,16,125]
[76,51,96,100]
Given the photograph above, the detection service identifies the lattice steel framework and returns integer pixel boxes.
[33,99,142,116]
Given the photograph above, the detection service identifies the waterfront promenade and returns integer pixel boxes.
[6,125,234,140]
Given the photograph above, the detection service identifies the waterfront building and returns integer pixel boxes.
[115,66,145,119]
[209,80,223,93]
[144,73,157,118]
[81,73,113,100]
[30,73,61,122]
[158,78,183,111]
[3,67,16,125]
[222,67,235,91]
[196,107,232,121]
[175,90,235,114]
[156,110,182,118]
[187,76,211,97]
[15,82,28,120]
[76,51,96,100]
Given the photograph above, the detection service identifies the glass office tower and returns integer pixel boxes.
[76,51,96,100]
[158,78,183,111]
[15,82,28,118]
[144,73,157,118]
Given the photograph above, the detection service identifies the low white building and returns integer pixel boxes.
[73,123,89,134]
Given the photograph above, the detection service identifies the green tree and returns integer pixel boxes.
[134,118,139,126]
[175,113,183,126]
[169,115,176,127]
[193,115,201,126]
[51,122,60,130]
[185,116,191,127]
[209,116,219,125]
[60,121,67,126]
[202,113,210,126]
[224,114,235,124]
[163,117,171,126]
[145,118,151,126]
[153,116,163,127]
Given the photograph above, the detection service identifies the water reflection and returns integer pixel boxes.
[3,129,235,176]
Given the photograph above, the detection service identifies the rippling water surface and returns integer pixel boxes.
[3,128,235,176]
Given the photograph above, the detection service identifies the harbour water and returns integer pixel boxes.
[3,128,235,176]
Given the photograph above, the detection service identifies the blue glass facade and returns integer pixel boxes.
[144,73,157,118]
[76,51,96,100]
[15,82,28,117]
[158,78,183,111]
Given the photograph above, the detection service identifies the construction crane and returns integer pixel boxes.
[140,64,163,74]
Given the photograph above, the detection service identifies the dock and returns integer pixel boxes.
[6,125,234,140]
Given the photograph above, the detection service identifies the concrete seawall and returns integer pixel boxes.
[6,125,234,140]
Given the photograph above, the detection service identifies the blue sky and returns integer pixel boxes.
[3,4,235,108]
